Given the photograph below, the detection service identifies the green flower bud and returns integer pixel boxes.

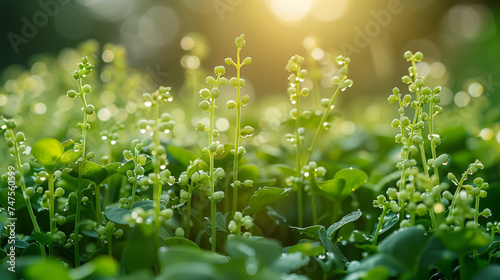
[414,52,423,61]
[403,51,412,60]
[243,180,253,187]
[210,88,220,98]
[241,94,250,105]
[402,76,412,84]
[196,121,207,132]
[214,168,225,179]
[85,105,95,115]
[206,76,216,85]
[114,229,123,239]
[55,188,65,198]
[225,57,235,66]
[25,187,35,198]
[82,84,92,94]
[199,88,210,99]
[214,66,226,76]
[67,90,78,98]
[175,227,185,237]
[212,191,225,202]
[229,77,239,87]
[234,211,242,222]
[199,100,210,112]
[161,208,173,220]
[243,57,252,65]
[226,100,237,109]
[228,220,238,233]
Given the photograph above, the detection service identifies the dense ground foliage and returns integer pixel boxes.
[1,34,500,280]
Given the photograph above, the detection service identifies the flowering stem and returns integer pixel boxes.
[232,47,242,214]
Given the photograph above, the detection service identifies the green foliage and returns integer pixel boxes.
[1,33,499,280]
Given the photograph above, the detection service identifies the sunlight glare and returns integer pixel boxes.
[270,0,313,22]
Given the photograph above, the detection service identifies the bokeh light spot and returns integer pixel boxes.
[454,91,470,107]
[270,0,313,22]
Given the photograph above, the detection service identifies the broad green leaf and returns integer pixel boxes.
[69,256,118,279]
[122,224,156,274]
[318,227,347,263]
[70,161,108,185]
[164,237,199,249]
[311,177,346,203]
[33,231,52,245]
[24,260,71,280]
[57,150,81,167]
[238,164,259,181]
[226,237,282,265]
[272,252,310,273]
[378,227,426,270]
[419,235,456,268]
[21,243,41,257]
[327,209,362,238]
[290,225,324,238]
[436,228,491,255]
[471,265,500,280]
[0,189,25,210]
[104,162,122,177]
[167,145,197,167]
[288,242,325,257]
[312,168,367,203]
[248,187,291,214]
[105,201,164,225]
[31,138,64,173]
[371,212,400,236]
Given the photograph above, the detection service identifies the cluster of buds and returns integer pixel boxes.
[227,211,253,239]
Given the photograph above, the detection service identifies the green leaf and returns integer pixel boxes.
[0,189,25,210]
[31,138,64,173]
[318,226,347,263]
[33,231,52,245]
[122,223,156,274]
[327,209,362,238]
[378,227,427,270]
[238,164,259,181]
[105,207,130,225]
[164,237,199,249]
[311,168,367,203]
[22,243,41,257]
[57,150,81,168]
[167,145,197,167]
[226,237,282,265]
[24,260,71,280]
[69,256,118,279]
[104,162,122,177]
[272,252,310,273]
[288,242,325,257]
[290,225,324,238]
[437,228,491,255]
[471,265,500,280]
[70,161,108,185]
[248,187,291,214]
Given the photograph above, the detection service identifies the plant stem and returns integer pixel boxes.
[209,94,217,252]
[332,201,341,224]
[232,47,242,214]
[185,184,193,239]
[107,232,113,258]
[95,183,102,226]
[75,77,89,267]
[311,193,318,225]
[152,101,162,245]
[48,173,55,258]
[294,68,304,228]
[373,205,388,245]
[11,129,46,259]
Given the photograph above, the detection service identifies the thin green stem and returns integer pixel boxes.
[295,69,303,228]
[130,154,138,208]
[48,174,55,258]
[311,193,318,225]
[107,233,113,258]
[185,184,193,239]
[232,48,242,214]
[152,101,162,245]
[95,183,102,226]
[75,77,89,267]
[209,94,217,252]
[332,201,341,224]
[11,129,46,259]
[373,205,388,245]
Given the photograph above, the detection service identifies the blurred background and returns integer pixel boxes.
[1,0,500,168]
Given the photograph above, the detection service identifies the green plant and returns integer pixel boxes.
[224,34,253,214]
[197,65,227,251]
